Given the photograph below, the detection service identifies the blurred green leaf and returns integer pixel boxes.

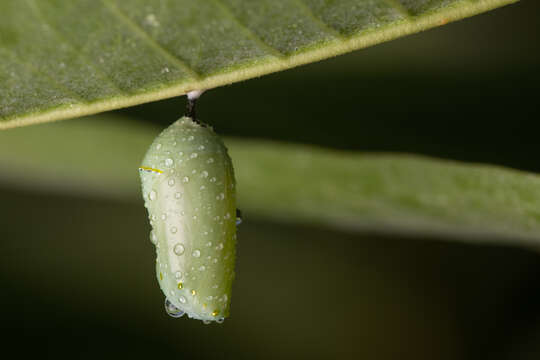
[1,113,540,245]
[0,0,517,129]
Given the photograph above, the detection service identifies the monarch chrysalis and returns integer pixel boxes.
[139,115,237,324]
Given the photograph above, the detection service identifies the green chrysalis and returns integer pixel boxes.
[139,116,237,323]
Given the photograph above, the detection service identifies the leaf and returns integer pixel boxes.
[0,0,517,129]
[1,114,540,246]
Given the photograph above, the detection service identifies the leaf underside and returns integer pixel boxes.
[1,114,540,247]
[0,0,517,129]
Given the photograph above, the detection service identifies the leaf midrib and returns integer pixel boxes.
[0,0,518,130]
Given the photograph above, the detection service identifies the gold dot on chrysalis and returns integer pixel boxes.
[203,303,207,309]
[159,272,163,280]
[177,282,183,289]
[191,289,197,296]
[212,310,219,317]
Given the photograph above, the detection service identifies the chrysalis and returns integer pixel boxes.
[139,116,237,323]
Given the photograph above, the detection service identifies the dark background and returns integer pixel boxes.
[1,1,540,359]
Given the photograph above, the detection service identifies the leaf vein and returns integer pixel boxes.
[384,0,413,18]
[211,0,284,58]
[100,0,201,80]
[293,0,345,38]
[25,0,126,95]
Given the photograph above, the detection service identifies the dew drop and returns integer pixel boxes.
[178,151,184,156]
[173,243,185,255]
[175,271,183,279]
[236,209,243,226]
[164,298,185,318]
[145,14,160,27]
[198,145,205,150]
[192,249,201,258]
[170,226,178,234]
[200,185,206,190]
[161,213,167,220]
[149,190,157,201]
[150,231,158,244]
[190,153,198,159]
[182,176,189,183]
[216,193,225,201]
[165,158,174,167]
[168,178,175,186]
[156,143,162,150]
[216,317,225,324]
[201,170,209,178]
[203,320,211,325]
[207,158,214,164]
[179,296,187,304]
[199,266,206,271]
[188,135,194,141]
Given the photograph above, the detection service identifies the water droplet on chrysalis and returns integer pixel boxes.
[236,209,243,226]
[150,230,158,244]
[164,298,185,318]
[173,243,185,255]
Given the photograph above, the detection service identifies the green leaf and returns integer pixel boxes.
[1,114,540,246]
[0,0,517,129]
